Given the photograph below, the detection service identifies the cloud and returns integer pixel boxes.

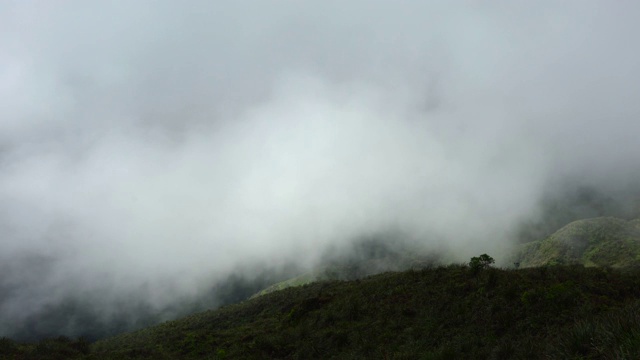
[1,1,640,339]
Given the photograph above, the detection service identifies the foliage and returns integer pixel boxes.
[6,219,640,359]
[82,264,640,359]
[4,264,640,359]
[0,336,90,360]
[468,254,495,273]
[514,216,640,268]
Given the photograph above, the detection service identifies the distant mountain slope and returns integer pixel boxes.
[516,217,640,267]
[250,272,318,298]
[256,217,640,299]
[251,255,439,298]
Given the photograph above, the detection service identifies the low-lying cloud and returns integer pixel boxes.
[2,1,640,339]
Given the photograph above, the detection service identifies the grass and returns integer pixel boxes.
[6,216,640,359]
[516,217,640,268]
[6,263,640,359]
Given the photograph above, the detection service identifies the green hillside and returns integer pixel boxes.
[5,264,640,359]
[515,217,640,268]
[255,216,640,299]
[85,266,640,359]
[5,217,640,359]
[250,272,318,298]
[252,255,438,298]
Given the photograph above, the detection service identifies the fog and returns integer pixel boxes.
[2,1,640,339]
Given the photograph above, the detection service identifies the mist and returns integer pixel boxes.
[2,1,640,339]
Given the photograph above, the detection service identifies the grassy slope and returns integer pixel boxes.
[6,217,640,359]
[251,254,438,298]
[256,216,640,300]
[250,272,318,298]
[516,217,640,267]
[79,265,640,359]
[4,265,640,359]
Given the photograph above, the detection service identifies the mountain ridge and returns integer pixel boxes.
[515,216,640,268]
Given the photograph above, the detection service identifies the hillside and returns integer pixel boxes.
[5,217,640,359]
[83,266,640,359]
[5,264,640,359]
[255,216,640,299]
[515,217,640,268]
[252,254,438,298]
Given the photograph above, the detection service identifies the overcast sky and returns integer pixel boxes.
[2,1,640,338]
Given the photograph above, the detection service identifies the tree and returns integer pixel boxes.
[469,254,495,273]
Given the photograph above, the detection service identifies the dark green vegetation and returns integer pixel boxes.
[5,215,640,359]
[516,217,640,268]
[0,336,90,360]
[6,263,640,359]
[468,254,495,273]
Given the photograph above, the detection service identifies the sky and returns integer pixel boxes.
[2,1,640,339]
